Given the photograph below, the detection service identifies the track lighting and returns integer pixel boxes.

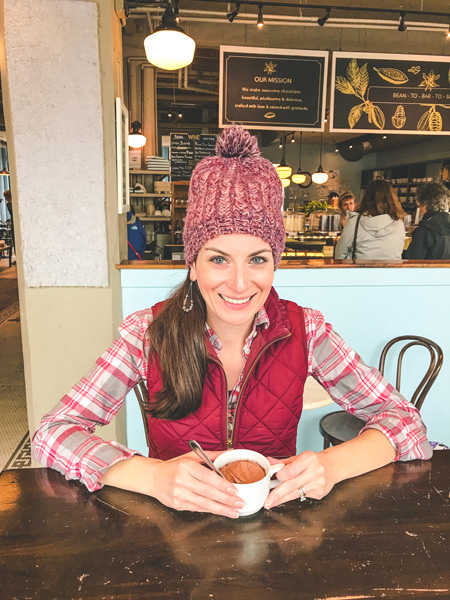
[398,12,407,32]
[227,3,241,23]
[257,4,264,28]
[317,7,330,27]
[275,137,292,179]
[312,133,328,185]
[144,1,196,70]
[128,121,146,148]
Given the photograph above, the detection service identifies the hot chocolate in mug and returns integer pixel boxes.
[214,449,283,517]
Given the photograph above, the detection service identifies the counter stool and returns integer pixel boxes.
[319,335,443,449]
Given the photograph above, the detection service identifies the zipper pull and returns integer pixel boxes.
[227,439,233,449]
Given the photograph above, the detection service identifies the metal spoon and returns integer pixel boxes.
[188,439,226,479]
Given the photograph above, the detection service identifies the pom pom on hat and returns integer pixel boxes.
[183,126,286,268]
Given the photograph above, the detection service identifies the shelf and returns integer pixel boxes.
[130,193,172,197]
[129,170,170,175]
[138,217,171,222]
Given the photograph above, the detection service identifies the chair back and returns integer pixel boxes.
[378,335,443,411]
[133,381,150,447]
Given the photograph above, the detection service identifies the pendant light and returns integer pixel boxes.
[144,2,196,71]
[312,132,329,185]
[280,178,291,188]
[275,136,292,179]
[291,132,311,187]
[128,121,146,148]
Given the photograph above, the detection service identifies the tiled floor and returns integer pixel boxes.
[0,255,31,471]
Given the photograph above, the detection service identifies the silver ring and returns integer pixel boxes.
[299,486,306,502]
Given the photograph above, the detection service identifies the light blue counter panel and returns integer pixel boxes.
[121,267,450,456]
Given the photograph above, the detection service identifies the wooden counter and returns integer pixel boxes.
[117,258,450,269]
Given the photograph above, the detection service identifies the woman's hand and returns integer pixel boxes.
[264,451,337,509]
[101,451,244,518]
[264,430,397,509]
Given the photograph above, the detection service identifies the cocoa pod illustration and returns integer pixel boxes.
[392,105,406,129]
[429,110,443,131]
[373,67,409,84]
[417,110,431,131]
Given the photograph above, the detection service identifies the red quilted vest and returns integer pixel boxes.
[146,288,308,459]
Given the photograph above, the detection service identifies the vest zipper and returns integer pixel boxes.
[208,356,230,450]
[230,332,291,448]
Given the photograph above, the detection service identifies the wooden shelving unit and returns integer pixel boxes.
[171,181,190,243]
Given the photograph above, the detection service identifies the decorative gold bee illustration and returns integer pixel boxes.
[419,70,440,92]
[373,67,408,85]
[392,105,406,129]
[408,66,421,75]
[335,59,385,129]
[264,61,277,75]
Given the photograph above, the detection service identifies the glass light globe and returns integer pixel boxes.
[311,167,329,185]
[144,30,196,70]
[275,164,292,179]
[291,172,307,184]
[128,133,146,149]
[281,178,291,188]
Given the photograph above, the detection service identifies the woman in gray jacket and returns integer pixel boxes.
[335,180,405,260]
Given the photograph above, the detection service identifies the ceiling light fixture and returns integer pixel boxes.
[398,12,407,32]
[291,132,311,187]
[312,132,329,185]
[275,137,292,179]
[291,134,296,143]
[128,121,146,148]
[178,111,183,118]
[318,7,331,26]
[144,1,196,70]
[447,23,450,39]
[0,166,10,175]
[227,2,241,22]
[257,4,264,28]
[174,0,180,22]
[281,178,291,188]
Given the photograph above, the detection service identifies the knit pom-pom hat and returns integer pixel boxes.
[183,126,286,268]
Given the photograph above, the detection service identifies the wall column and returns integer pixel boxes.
[0,0,127,449]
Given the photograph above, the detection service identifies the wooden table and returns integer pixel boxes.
[1,453,450,600]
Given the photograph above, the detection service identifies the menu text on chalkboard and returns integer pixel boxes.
[331,52,450,134]
[219,46,328,131]
[170,133,217,181]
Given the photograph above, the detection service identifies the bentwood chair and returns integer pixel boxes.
[319,335,443,449]
[133,381,151,447]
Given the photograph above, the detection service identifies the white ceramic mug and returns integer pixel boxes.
[214,449,283,517]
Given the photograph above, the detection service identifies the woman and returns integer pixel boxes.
[403,180,450,259]
[33,127,431,519]
[338,191,356,228]
[335,180,405,260]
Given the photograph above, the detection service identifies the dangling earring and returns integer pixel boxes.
[182,281,194,312]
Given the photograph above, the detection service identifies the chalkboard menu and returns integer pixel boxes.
[331,52,450,134]
[170,133,217,181]
[219,46,328,131]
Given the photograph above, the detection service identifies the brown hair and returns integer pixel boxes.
[358,180,405,220]
[148,272,208,420]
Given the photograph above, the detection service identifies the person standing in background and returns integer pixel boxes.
[127,209,147,260]
[403,181,450,260]
[338,192,356,228]
[335,180,405,260]
[4,190,14,252]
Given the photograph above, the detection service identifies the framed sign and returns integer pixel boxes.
[115,97,130,214]
[219,46,328,131]
[331,52,450,134]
